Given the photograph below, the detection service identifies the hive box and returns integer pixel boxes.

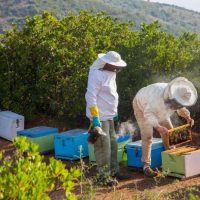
[54,129,89,160]
[17,126,58,153]
[0,111,24,141]
[162,146,200,178]
[126,138,164,168]
[88,134,132,164]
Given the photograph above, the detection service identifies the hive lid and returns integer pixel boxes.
[126,138,164,150]
[117,134,132,143]
[17,126,58,137]
[59,129,88,137]
[162,145,200,157]
[0,111,24,119]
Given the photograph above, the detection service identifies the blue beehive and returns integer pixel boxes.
[88,134,132,164]
[17,126,59,153]
[54,129,89,160]
[126,138,164,168]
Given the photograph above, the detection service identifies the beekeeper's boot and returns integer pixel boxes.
[143,166,158,177]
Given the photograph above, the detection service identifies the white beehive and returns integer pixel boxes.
[0,111,24,141]
[162,146,200,178]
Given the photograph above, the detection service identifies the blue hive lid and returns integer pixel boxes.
[17,126,58,137]
[116,134,132,142]
[126,138,164,150]
[59,129,88,137]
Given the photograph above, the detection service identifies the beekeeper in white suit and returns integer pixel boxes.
[133,77,198,177]
[85,51,129,186]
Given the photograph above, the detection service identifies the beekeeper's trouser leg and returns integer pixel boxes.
[133,100,153,166]
[133,100,174,165]
[94,120,119,176]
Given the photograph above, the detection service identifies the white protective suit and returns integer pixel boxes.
[133,83,190,127]
[133,82,190,165]
[85,57,120,176]
[85,58,118,121]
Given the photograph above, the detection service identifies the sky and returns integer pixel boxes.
[146,0,200,12]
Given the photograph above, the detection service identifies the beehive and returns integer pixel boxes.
[0,111,24,141]
[126,138,164,168]
[162,124,200,178]
[88,134,132,165]
[17,126,58,153]
[54,129,89,160]
[162,146,200,178]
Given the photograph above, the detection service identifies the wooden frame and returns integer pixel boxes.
[162,124,192,149]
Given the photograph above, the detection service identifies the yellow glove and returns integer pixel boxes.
[90,106,101,128]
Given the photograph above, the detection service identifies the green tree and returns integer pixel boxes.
[0,137,81,200]
[117,21,200,118]
[0,11,132,119]
[0,11,200,128]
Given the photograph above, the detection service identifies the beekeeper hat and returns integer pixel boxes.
[168,77,198,107]
[98,51,127,67]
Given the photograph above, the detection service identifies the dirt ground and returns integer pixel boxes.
[1,114,200,200]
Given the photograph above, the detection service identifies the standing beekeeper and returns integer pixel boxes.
[132,77,198,177]
[85,51,129,186]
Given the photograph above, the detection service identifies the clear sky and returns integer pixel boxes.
[146,0,200,12]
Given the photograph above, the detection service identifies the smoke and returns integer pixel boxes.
[151,72,200,91]
[117,120,136,136]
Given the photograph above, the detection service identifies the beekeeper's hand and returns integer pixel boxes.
[186,116,194,127]
[155,125,168,137]
[90,106,101,128]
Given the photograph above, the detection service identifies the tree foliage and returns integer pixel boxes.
[117,21,200,117]
[0,11,200,127]
[0,11,132,119]
[0,137,81,200]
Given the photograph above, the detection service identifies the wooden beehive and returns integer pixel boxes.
[162,145,200,178]
[162,124,200,178]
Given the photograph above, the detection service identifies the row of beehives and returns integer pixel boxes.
[0,111,200,179]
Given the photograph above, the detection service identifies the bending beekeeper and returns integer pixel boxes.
[85,51,129,186]
[132,77,198,177]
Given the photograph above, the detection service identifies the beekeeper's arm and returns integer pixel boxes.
[85,70,102,128]
[143,103,169,136]
[177,107,194,126]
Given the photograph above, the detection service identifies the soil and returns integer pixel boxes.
[1,114,200,200]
